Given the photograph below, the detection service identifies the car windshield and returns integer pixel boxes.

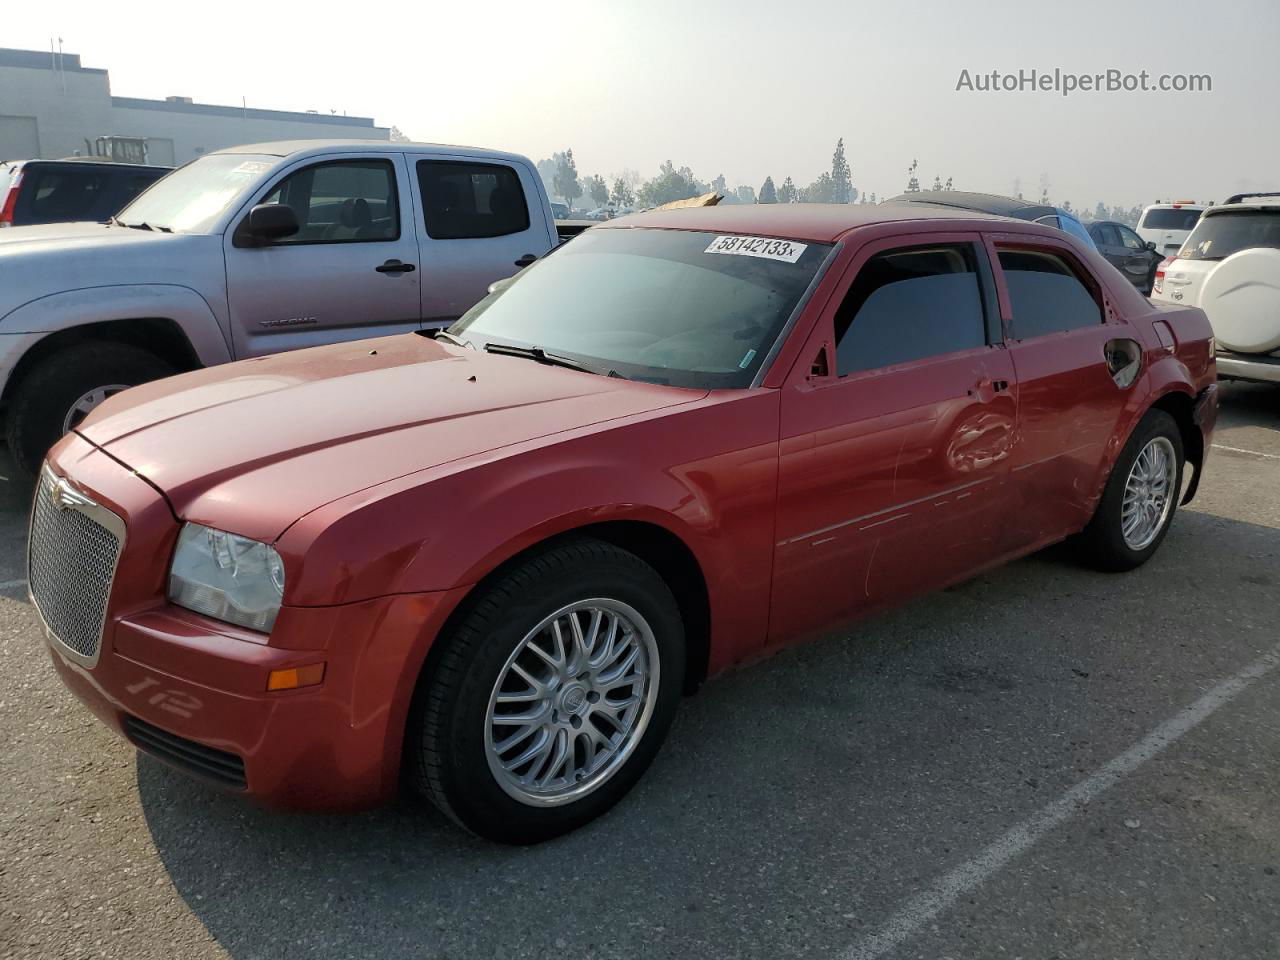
[1179,210,1280,261]
[1140,208,1203,231]
[114,153,277,233]
[449,227,833,389]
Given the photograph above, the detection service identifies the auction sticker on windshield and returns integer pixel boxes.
[704,235,808,263]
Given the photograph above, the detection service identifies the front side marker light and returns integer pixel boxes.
[267,662,326,692]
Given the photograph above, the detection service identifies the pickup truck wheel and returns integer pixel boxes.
[407,538,684,844]
[5,342,173,477]
[1077,409,1184,572]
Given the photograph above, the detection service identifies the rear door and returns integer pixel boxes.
[1091,222,1127,271]
[409,156,553,326]
[1115,223,1157,288]
[223,153,422,357]
[987,234,1138,551]
[770,234,1017,642]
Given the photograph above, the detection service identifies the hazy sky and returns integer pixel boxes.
[8,0,1278,208]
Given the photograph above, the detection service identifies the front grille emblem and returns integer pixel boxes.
[48,474,95,512]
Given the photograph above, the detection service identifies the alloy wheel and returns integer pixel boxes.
[484,598,659,807]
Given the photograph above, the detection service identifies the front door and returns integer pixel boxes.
[224,153,422,358]
[988,236,1138,551]
[770,235,1018,644]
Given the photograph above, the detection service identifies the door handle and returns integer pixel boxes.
[968,378,1008,400]
[376,259,416,274]
[514,254,537,268]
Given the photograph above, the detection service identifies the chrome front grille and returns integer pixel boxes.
[28,467,125,666]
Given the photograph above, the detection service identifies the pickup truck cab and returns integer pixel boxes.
[0,139,562,474]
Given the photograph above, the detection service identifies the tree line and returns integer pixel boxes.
[536,143,1148,226]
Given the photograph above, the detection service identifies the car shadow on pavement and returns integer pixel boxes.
[135,501,1280,960]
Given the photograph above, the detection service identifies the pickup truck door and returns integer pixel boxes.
[223,152,422,357]
[407,155,556,327]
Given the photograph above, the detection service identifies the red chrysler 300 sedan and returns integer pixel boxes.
[30,204,1217,843]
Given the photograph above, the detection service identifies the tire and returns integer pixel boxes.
[1077,409,1184,572]
[5,341,173,478]
[407,538,685,844]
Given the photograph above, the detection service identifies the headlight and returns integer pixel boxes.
[168,523,285,632]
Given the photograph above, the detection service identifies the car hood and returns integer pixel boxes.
[77,334,705,541]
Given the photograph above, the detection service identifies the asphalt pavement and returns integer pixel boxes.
[1,381,1278,960]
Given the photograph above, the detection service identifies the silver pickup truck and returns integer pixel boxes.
[0,139,566,474]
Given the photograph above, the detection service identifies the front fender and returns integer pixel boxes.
[278,392,783,670]
[0,284,233,366]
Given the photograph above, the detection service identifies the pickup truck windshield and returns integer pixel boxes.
[450,227,832,388]
[1179,210,1280,261]
[115,153,277,233]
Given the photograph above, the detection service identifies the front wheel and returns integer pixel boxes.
[407,538,685,844]
[1077,409,1184,571]
[5,342,173,477]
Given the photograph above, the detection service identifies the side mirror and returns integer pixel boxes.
[1145,240,1157,251]
[245,204,299,243]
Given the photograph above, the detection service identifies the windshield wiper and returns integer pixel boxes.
[110,218,170,233]
[483,341,607,376]
[432,329,471,348]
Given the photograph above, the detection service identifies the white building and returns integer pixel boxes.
[0,47,389,166]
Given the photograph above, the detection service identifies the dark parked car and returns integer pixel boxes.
[0,159,170,228]
[1087,219,1164,294]
[885,190,1099,251]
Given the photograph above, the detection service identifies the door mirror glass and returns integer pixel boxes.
[245,203,300,242]
[1146,240,1157,251]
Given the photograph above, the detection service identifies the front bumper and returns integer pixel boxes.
[38,433,461,810]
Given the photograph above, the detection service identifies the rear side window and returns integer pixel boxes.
[998,250,1102,338]
[22,167,107,222]
[418,160,529,240]
[835,244,988,376]
[1140,208,1202,231]
[1179,211,1280,261]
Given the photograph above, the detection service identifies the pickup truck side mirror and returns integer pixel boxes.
[244,204,300,243]
[1145,240,1157,252]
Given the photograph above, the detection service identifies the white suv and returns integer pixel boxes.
[1136,202,1205,257]
[1150,193,1280,383]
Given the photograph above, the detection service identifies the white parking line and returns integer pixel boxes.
[1213,443,1280,461]
[0,578,27,590]
[842,642,1280,960]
